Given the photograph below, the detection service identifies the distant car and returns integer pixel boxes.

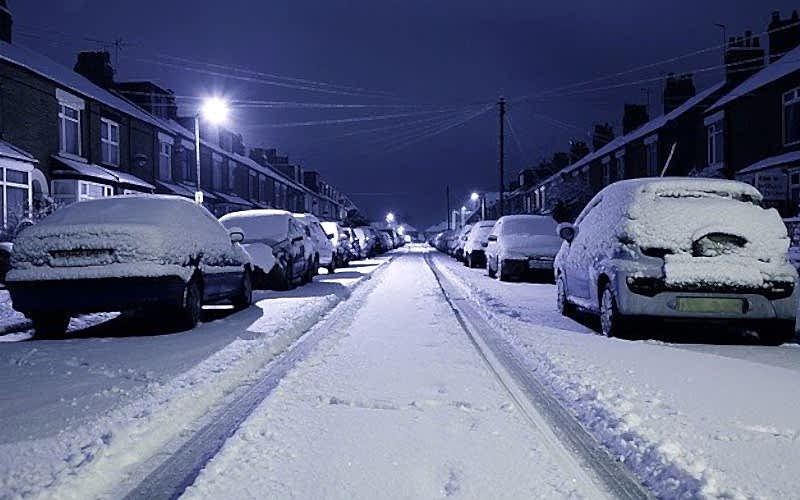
[8,195,253,338]
[321,221,351,268]
[463,220,497,268]
[294,214,335,273]
[343,227,363,261]
[355,227,377,258]
[555,178,799,344]
[485,215,561,282]
[375,231,393,254]
[220,210,312,290]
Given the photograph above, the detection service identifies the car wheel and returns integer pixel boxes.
[464,254,471,267]
[176,277,203,331]
[304,258,315,284]
[556,275,575,317]
[759,320,796,346]
[599,285,631,338]
[31,313,70,339]
[498,260,510,282]
[233,268,253,310]
[487,258,496,278]
[327,261,336,274]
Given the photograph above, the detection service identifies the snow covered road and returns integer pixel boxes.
[181,247,614,499]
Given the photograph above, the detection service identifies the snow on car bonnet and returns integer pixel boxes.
[624,179,793,287]
[10,196,247,281]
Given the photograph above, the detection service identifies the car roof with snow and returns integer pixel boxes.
[599,177,764,202]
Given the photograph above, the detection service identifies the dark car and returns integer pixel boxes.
[220,209,311,290]
[7,195,253,338]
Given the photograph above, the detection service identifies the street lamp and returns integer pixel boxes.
[471,192,485,221]
[470,192,480,203]
[386,212,395,224]
[194,97,230,203]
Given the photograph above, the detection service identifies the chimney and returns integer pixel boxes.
[74,51,115,89]
[592,123,615,151]
[0,1,11,44]
[725,31,765,86]
[663,73,696,114]
[623,104,649,134]
[768,10,800,64]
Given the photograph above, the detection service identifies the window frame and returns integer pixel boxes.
[783,87,800,146]
[158,140,173,181]
[58,103,82,158]
[100,118,120,167]
[707,120,725,167]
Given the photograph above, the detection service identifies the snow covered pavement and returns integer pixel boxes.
[181,248,613,499]
[432,252,800,498]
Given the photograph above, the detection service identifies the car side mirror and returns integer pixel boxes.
[327,233,335,240]
[557,223,577,243]
[292,236,304,244]
[487,235,498,242]
[229,227,245,244]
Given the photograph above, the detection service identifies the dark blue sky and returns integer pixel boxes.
[10,1,800,228]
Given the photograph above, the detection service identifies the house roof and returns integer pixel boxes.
[709,44,800,112]
[52,154,154,190]
[539,80,725,188]
[737,149,800,175]
[0,140,36,163]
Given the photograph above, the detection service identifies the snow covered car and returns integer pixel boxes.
[453,224,473,261]
[7,195,253,338]
[321,221,351,268]
[554,178,799,344]
[485,215,561,281]
[220,210,312,289]
[294,213,335,273]
[354,227,376,258]
[463,220,497,268]
[342,227,363,261]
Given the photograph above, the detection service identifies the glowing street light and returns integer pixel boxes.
[386,212,395,223]
[397,225,406,235]
[470,192,480,202]
[194,97,231,203]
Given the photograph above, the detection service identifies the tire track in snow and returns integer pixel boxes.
[424,253,653,500]
[122,256,396,500]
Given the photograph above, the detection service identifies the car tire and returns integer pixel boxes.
[599,285,631,338]
[176,277,203,331]
[487,258,496,278]
[327,262,336,274]
[498,260,510,282]
[556,275,575,318]
[233,268,253,310]
[759,320,796,346]
[31,313,70,339]
[303,258,315,284]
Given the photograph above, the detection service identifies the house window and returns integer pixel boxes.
[100,118,120,166]
[58,104,82,156]
[602,158,612,186]
[180,147,192,181]
[158,141,173,181]
[227,163,236,191]
[0,168,31,229]
[249,171,258,200]
[259,175,268,202]
[790,170,800,208]
[52,179,112,206]
[646,140,659,177]
[615,155,626,180]
[707,121,724,166]
[784,88,800,145]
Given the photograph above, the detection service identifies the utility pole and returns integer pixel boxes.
[498,96,506,217]
[446,185,451,230]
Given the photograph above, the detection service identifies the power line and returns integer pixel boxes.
[241,107,475,129]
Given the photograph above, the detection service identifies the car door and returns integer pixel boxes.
[287,219,305,279]
[563,198,603,306]
[486,220,502,270]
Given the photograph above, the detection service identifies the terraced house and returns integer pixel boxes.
[0,1,353,235]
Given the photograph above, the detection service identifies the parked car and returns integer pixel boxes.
[485,215,560,281]
[7,195,253,338]
[355,227,377,258]
[321,221,352,268]
[554,178,799,344]
[454,224,473,261]
[375,231,393,254]
[220,210,312,290]
[343,227,363,261]
[463,220,497,268]
[294,213,335,273]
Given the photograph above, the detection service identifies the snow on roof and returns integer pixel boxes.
[52,154,118,183]
[0,140,36,163]
[213,191,254,207]
[709,44,800,112]
[736,150,800,175]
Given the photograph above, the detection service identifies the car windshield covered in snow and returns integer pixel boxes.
[502,216,557,236]
[220,210,290,246]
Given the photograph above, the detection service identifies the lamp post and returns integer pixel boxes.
[471,191,485,221]
[194,97,230,203]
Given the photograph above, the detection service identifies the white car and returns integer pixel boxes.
[293,213,335,273]
[485,214,561,282]
[463,220,497,268]
[8,196,253,338]
[220,210,315,289]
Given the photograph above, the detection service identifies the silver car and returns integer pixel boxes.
[554,178,799,344]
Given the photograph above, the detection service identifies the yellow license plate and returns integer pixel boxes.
[675,297,745,313]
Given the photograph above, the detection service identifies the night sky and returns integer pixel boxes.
[10,1,800,228]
